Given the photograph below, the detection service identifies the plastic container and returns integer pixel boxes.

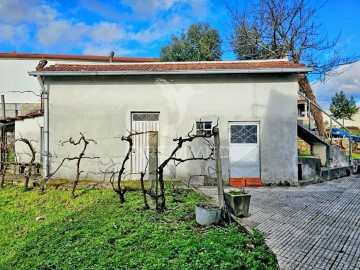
[195,202,221,225]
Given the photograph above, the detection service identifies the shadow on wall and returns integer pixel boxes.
[261,89,298,185]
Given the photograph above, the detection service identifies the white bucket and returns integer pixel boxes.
[195,202,221,225]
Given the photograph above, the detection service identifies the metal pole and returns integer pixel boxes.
[328,117,332,165]
[214,127,224,208]
[0,126,4,172]
[0,95,6,175]
[307,99,311,130]
[349,131,352,165]
[1,95,5,120]
[148,131,158,194]
[330,118,332,145]
[37,75,49,177]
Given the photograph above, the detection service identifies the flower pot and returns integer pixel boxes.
[224,188,251,217]
[195,202,221,225]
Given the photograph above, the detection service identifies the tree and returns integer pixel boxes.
[39,133,99,197]
[155,125,215,211]
[160,22,222,61]
[16,136,36,189]
[227,0,358,136]
[107,131,149,205]
[329,91,359,126]
[0,133,12,188]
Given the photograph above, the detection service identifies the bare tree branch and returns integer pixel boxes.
[227,0,359,136]
[40,133,98,197]
[104,131,153,204]
[156,121,218,211]
[16,135,36,189]
[0,133,13,188]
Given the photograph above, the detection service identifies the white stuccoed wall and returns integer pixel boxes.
[0,58,117,103]
[45,73,299,184]
[15,116,44,163]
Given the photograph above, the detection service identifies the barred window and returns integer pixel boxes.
[230,125,257,143]
[132,113,159,121]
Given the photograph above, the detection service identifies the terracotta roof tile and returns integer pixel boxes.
[0,52,156,62]
[35,60,307,73]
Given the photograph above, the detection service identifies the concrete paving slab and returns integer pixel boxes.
[194,175,360,270]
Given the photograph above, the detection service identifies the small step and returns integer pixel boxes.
[320,166,352,181]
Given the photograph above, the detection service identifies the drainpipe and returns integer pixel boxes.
[0,95,5,173]
[37,75,49,177]
[1,95,5,119]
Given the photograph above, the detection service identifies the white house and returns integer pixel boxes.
[0,52,155,104]
[0,52,156,170]
[29,59,311,186]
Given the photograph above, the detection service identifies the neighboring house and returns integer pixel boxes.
[0,52,156,104]
[0,103,41,118]
[0,112,43,174]
[0,52,156,173]
[344,112,360,128]
[297,98,311,122]
[327,112,360,129]
[14,114,44,164]
[29,59,311,186]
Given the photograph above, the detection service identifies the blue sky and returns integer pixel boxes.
[0,0,232,57]
[0,0,359,108]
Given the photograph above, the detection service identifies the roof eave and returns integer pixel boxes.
[29,67,312,77]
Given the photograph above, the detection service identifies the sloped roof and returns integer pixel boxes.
[0,52,156,63]
[29,59,311,76]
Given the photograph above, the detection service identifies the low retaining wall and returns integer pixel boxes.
[298,156,321,182]
[320,166,352,181]
[298,156,355,185]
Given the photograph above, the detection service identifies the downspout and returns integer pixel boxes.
[37,75,49,177]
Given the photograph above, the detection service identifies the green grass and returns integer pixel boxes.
[0,184,278,270]
[6,149,15,163]
[298,151,312,157]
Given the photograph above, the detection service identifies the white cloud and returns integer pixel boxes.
[185,0,209,18]
[90,22,125,43]
[37,20,80,47]
[313,60,360,109]
[0,24,29,44]
[122,0,210,20]
[83,45,137,56]
[0,0,217,56]
[0,0,57,24]
[123,0,179,19]
[128,15,186,44]
[36,20,127,52]
[79,0,124,21]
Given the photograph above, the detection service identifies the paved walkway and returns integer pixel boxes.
[195,175,360,270]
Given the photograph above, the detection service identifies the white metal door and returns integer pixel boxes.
[131,113,159,178]
[229,122,260,186]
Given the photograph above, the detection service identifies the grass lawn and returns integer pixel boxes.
[298,152,312,157]
[0,184,278,270]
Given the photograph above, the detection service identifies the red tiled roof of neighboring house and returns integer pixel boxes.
[0,52,156,62]
[31,60,310,74]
